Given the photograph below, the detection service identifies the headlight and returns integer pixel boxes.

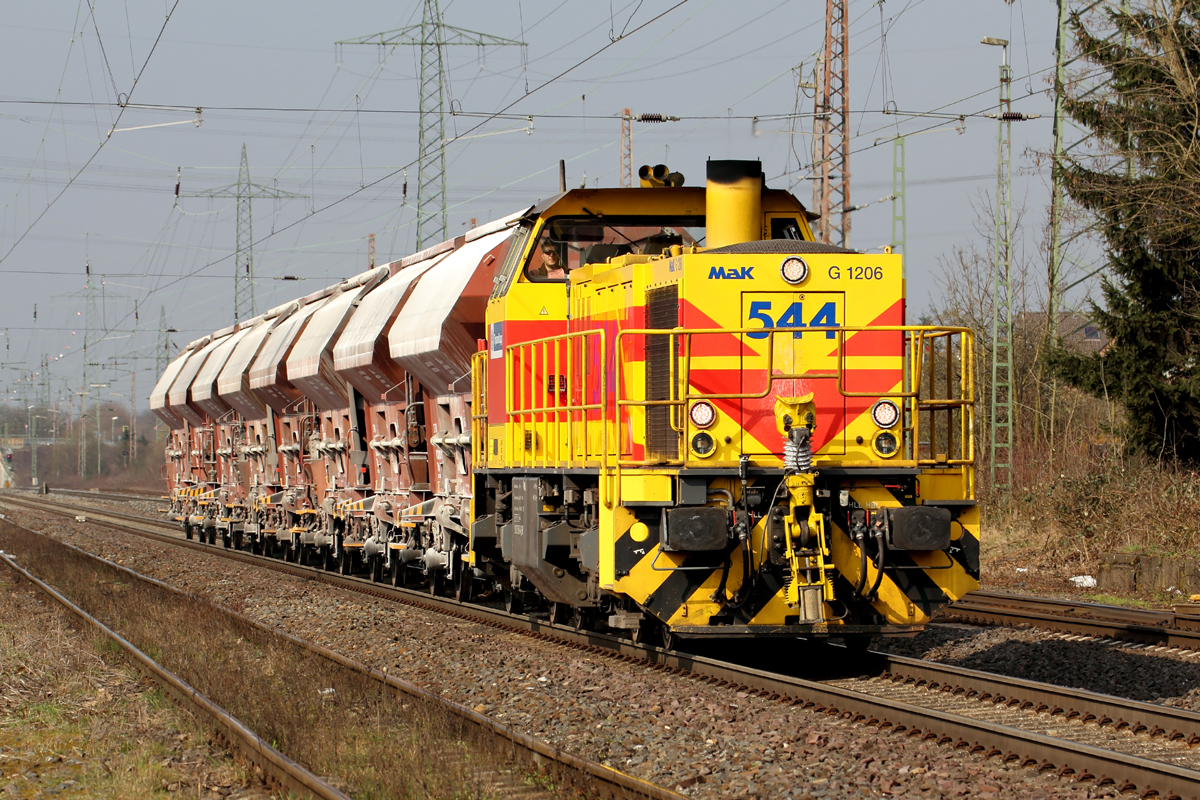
[871,399,900,429]
[690,432,716,457]
[872,431,898,458]
[780,256,809,285]
[689,400,716,429]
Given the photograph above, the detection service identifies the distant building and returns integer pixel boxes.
[1016,311,1109,354]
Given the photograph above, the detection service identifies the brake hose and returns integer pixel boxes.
[866,529,887,600]
[852,529,869,598]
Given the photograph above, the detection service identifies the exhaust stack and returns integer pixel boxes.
[706,160,762,248]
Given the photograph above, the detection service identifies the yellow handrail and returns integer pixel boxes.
[484,323,976,505]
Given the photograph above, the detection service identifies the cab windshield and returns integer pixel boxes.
[525,216,705,282]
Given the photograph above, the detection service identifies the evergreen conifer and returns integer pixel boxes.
[1051,3,1200,461]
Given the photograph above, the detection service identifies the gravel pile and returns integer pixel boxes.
[0,503,1127,799]
[874,623,1200,710]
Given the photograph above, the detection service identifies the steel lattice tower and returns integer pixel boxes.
[891,136,906,260]
[181,146,300,323]
[621,108,633,188]
[811,0,850,247]
[156,306,170,378]
[989,41,1015,494]
[417,3,448,248]
[337,3,524,249]
[236,144,254,322]
[79,269,99,478]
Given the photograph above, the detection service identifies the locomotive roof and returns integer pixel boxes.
[525,186,814,221]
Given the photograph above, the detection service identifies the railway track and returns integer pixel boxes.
[0,514,684,800]
[11,486,166,504]
[0,547,352,800]
[948,589,1200,651]
[6,492,1200,799]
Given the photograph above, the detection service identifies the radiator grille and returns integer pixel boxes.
[645,284,679,461]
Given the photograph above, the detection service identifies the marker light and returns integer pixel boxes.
[871,399,900,429]
[780,257,809,285]
[689,400,717,429]
[691,432,716,457]
[873,431,899,458]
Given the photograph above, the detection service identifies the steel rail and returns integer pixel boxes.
[0,550,352,800]
[948,589,1200,650]
[5,494,1200,799]
[11,486,166,504]
[0,508,683,800]
[874,653,1200,746]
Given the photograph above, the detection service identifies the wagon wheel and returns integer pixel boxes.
[504,589,523,615]
[571,607,591,632]
[454,568,474,602]
[550,602,571,625]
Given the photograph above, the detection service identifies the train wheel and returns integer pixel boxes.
[503,589,523,615]
[428,572,444,597]
[571,607,591,631]
[454,569,473,602]
[301,543,313,566]
[550,602,570,625]
[370,555,383,584]
[321,546,335,572]
[184,524,194,541]
[222,532,232,549]
[390,558,405,588]
[206,527,217,546]
[661,626,678,651]
[339,550,351,576]
[631,619,658,646]
[233,530,243,551]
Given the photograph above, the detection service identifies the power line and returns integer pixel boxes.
[0,0,183,267]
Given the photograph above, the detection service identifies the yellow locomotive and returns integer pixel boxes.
[153,158,977,647]
[469,160,977,645]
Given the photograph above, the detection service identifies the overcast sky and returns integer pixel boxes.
[1,0,1079,412]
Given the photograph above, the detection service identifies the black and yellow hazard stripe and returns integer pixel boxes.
[606,475,980,638]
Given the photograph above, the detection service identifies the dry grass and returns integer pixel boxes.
[0,567,273,799]
[981,444,1200,598]
[0,520,545,800]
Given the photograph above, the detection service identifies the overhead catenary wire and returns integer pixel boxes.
[0,0,183,268]
[20,0,695,374]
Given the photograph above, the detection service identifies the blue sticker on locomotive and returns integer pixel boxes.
[708,266,754,280]
[489,322,503,359]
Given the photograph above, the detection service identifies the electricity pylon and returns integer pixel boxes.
[182,144,301,322]
[337,1,524,249]
[811,0,850,246]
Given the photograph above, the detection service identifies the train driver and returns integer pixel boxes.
[530,239,567,280]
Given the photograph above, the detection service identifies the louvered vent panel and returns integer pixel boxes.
[645,284,679,461]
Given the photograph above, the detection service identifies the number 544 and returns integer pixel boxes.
[746,301,839,339]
